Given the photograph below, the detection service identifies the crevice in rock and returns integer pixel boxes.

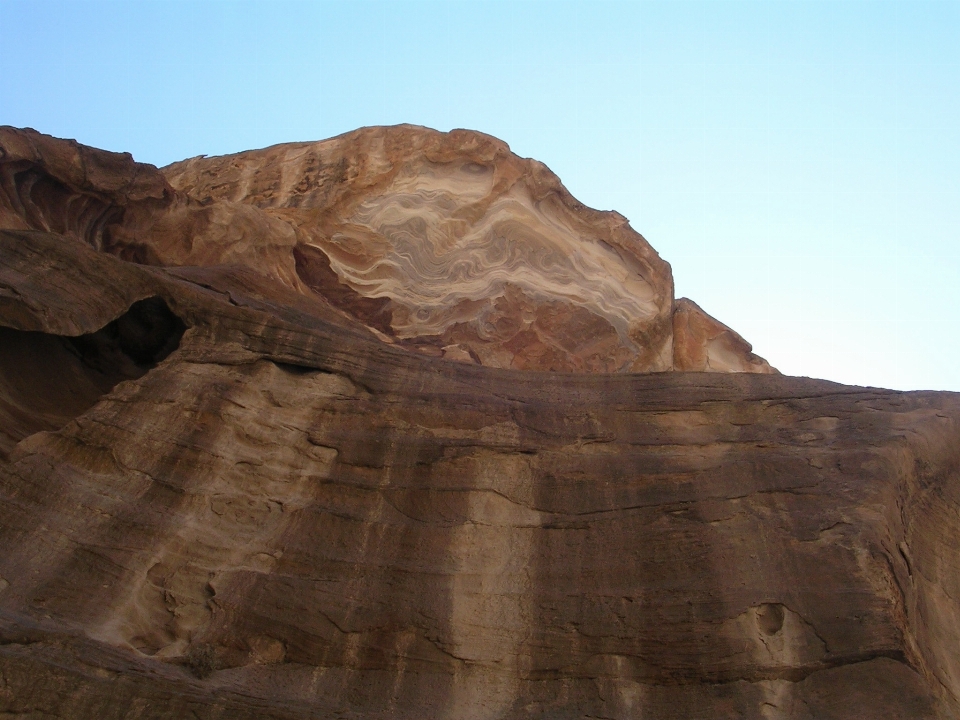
[0,296,186,459]
[272,361,323,376]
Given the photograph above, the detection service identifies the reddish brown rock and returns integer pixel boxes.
[1,125,769,373]
[673,297,776,373]
[1,130,959,719]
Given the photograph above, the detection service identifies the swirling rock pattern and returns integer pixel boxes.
[167,130,674,371]
[0,124,773,373]
[1,229,959,719]
[11,129,960,720]
[164,126,775,373]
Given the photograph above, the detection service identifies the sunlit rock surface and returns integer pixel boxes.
[1,124,773,373]
[2,128,959,719]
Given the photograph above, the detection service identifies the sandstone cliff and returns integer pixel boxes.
[0,125,772,374]
[1,128,959,719]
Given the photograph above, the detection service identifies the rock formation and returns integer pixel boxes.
[0,124,772,374]
[1,127,959,719]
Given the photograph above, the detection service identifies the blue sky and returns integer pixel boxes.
[3,0,958,391]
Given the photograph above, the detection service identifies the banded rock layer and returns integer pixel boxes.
[2,129,959,719]
[1,229,959,719]
[0,125,773,373]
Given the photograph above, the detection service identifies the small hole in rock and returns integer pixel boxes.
[274,361,321,376]
[757,603,785,635]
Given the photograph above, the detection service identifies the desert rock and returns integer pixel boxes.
[1,129,958,719]
[1,124,774,374]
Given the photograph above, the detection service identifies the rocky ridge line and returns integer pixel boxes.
[1,129,958,719]
[1,124,774,374]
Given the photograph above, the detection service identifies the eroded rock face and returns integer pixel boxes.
[0,296,184,459]
[1,229,960,719]
[0,124,774,373]
[1,130,958,719]
[161,128,678,372]
[673,297,773,373]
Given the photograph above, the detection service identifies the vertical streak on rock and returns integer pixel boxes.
[332,450,395,699]
[891,411,960,713]
[606,654,647,718]
[759,679,793,719]
[84,362,341,657]
[386,627,417,715]
[446,452,540,720]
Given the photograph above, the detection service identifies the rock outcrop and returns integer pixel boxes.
[0,124,773,374]
[2,128,959,719]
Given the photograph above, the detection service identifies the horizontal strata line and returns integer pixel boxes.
[296,487,826,524]
[520,649,912,687]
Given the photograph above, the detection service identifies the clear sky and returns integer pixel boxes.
[2,0,958,391]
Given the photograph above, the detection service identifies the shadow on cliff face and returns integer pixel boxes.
[0,296,185,458]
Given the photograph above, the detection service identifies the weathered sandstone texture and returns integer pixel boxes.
[0,124,772,374]
[2,128,960,719]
